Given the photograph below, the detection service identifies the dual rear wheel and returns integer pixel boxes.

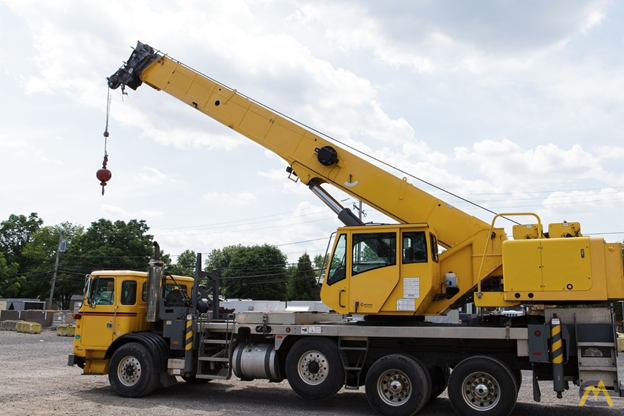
[285,338,518,416]
[364,354,517,416]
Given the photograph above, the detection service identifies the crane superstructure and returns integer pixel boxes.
[107,42,623,316]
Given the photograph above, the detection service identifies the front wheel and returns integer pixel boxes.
[447,356,518,416]
[285,337,345,400]
[365,354,431,416]
[108,342,160,397]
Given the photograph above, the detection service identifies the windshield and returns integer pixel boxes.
[326,234,347,285]
[87,277,115,306]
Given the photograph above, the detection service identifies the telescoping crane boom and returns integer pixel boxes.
[108,42,624,317]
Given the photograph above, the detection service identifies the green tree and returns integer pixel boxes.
[287,252,319,301]
[68,219,154,272]
[20,223,84,306]
[313,253,328,272]
[205,245,242,272]
[0,252,22,298]
[0,212,43,271]
[167,249,197,276]
[207,244,287,300]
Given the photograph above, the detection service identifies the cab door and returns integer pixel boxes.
[348,230,400,314]
[80,276,116,347]
[390,229,437,314]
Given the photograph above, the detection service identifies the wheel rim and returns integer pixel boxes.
[117,355,142,387]
[297,349,328,385]
[377,369,412,406]
[461,371,500,411]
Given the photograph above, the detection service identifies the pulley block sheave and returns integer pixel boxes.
[315,146,338,166]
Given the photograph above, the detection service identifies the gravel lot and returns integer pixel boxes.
[1,329,622,416]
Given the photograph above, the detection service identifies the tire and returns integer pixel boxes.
[429,366,449,401]
[285,337,345,400]
[448,356,518,416]
[365,354,431,416]
[108,342,160,397]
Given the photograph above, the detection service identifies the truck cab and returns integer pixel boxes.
[72,271,194,374]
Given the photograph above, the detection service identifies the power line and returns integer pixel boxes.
[157,216,336,237]
[158,207,329,232]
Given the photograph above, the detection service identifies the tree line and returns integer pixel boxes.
[0,213,326,309]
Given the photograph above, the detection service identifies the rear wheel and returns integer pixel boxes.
[109,342,160,397]
[365,354,430,416]
[448,356,517,416]
[285,337,345,400]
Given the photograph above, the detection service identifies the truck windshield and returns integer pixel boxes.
[87,277,115,306]
[326,234,347,285]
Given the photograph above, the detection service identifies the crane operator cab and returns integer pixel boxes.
[320,224,444,316]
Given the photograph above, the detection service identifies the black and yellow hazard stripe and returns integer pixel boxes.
[551,316,565,396]
[551,323,563,364]
[185,318,193,351]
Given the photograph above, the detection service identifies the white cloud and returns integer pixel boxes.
[597,146,624,160]
[581,10,606,34]
[455,139,605,188]
[100,204,163,220]
[134,167,180,184]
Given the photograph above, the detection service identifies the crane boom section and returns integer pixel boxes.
[109,43,499,250]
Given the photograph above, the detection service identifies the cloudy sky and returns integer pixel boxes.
[1,0,623,265]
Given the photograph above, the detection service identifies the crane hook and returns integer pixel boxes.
[96,147,112,196]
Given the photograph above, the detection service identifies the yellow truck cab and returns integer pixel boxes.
[71,270,194,375]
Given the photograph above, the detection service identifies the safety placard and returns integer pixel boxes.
[397,298,416,311]
[403,277,420,298]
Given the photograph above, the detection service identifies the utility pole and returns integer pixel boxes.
[48,232,64,310]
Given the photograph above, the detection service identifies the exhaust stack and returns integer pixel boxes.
[146,241,164,322]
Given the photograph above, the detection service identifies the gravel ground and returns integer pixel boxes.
[1,329,622,416]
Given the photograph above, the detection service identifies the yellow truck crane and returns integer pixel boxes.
[69,41,624,416]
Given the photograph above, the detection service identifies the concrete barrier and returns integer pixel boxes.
[52,311,75,326]
[15,321,42,334]
[618,333,623,352]
[0,320,20,331]
[56,324,76,337]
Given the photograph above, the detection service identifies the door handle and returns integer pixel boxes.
[338,289,346,308]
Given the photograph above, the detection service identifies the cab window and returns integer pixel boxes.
[89,277,114,306]
[403,232,428,263]
[352,232,396,276]
[121,281,137,305]
[326,234,347,285]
